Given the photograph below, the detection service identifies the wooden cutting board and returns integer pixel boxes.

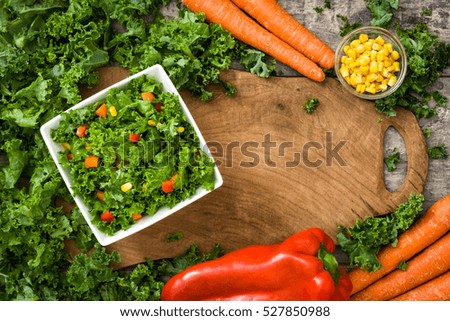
[80,67,428,268]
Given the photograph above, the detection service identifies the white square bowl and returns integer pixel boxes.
[40,64,223,246]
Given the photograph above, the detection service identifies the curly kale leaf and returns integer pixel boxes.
[337,194,424,272]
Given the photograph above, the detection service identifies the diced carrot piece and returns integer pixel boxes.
[132,213,143,221]
[76,125,88,137]
[95,103,107,118]
[141,92,155,102]
[84,155,99,168]
[96,190,105,201]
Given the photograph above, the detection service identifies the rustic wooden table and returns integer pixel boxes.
[164,1,450,211]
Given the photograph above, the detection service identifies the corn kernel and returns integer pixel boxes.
[372,43,382,51]
[391,50,400,60]
[379,84,388,91]
[61,142,71,150]
[375,36,385,45]
[177,126,185,133]
[349,61,360,68]
[366,73,378,83]
[366,85,377,94]
[350,39,361,48]
[384,43,393,53]
[109,106,117,117]
[347,48,357,60]
[339,66,350,78]
[147,119,156,126]
[392,61,400,72]
[377,74,384,82]
[370,61,378,73]
[357,55,371,66]
[388,76,397,87]
[382,68,391,78]
[359,33,369,43]
[121,182,133,193]
[356,44,366,54]
[343,45,351,54]
[383,59,392,68]
[378,61,384,72]
[85,143,91,151]
[359,66,370,75]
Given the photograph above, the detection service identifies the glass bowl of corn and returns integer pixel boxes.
[334,26,407,100]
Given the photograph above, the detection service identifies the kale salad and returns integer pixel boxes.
[51,75,216,235]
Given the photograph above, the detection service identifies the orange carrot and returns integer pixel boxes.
[84,155,99,168]
[349,194,450,295]
[352,232,450,301]
[231,0,334,69]
[391,270,450,301]
[95,103,107,118]
[182,0,325,82]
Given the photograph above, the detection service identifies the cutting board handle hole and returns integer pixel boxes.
[383,126,407,192]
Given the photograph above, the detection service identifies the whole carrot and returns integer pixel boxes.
[231,0,335,69]
[349,194,450,295]
[182,0,325,82]
[391,270,450,301]
[352,232,450,301]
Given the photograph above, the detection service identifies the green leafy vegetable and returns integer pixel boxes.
[165,231,184,243]
[365,0,399,28]
[427,144,448,159]
[421,7,432,16]
[337,14,362,36]
[374,23,450,117]
[384,147,400,172]
[422,128,432,138]
[337,193,424,272]
[304,97,320,113]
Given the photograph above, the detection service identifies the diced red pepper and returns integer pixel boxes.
[100,210,115,223]
[129,133,140,143]
[154,102,163,112]
[76,125,88,137]
[95,103,108,118]
[67,153,73,161]
[161,180,174,193]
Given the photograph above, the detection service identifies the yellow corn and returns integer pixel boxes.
[61,142,71,150]
[391,50,400,60]
[388,76,397,87]
[109,106,117,117]
[147,119,156,126]
[121,182,133,193]
[359,33,369,43]
[339,33,401,94]
[177,126,185,133]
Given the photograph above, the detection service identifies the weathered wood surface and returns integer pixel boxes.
[163,1,450,211]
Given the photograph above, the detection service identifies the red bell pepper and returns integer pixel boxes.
[161,227,352,301]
